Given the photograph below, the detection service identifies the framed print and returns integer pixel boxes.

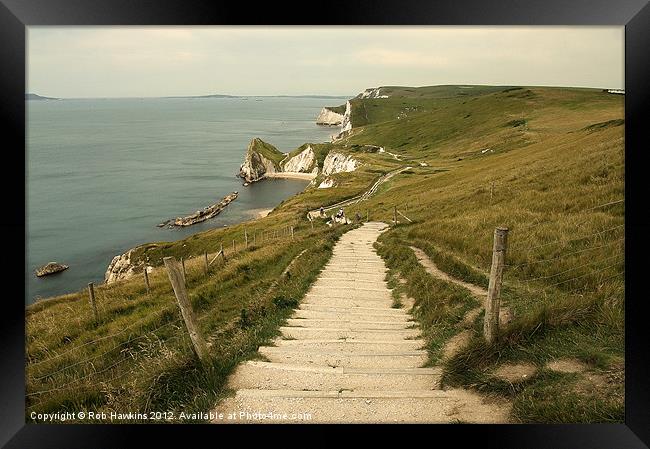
[1,0,649,446]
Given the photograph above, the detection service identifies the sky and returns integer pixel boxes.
[27,26,624,98]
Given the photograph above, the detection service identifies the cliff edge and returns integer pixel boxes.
[238,138,284,183]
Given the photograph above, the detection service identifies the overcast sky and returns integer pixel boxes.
[27,26,624,98]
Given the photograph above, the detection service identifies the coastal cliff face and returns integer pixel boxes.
[105,248,139,284]
[239,139,323,183]
[239,138,282,183]
[322,151,359,176]
[318,177,336,189]
[357,87,389,99]
[282,145,317,173]
[316,107,345,126]
[340,101,353,133]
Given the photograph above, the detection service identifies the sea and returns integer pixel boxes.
[26,96,346,304]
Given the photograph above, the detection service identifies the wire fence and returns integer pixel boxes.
[501,196,625,301]
[26,190,625,402]
[26,220,317,401]
[26,217,337,404]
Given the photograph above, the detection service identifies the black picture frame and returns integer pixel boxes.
[2,0,649,447]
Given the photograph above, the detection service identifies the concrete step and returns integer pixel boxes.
[227,361,441,391]
[329,255,378,259]
[213,389,510,423]
[272,339,425,352]
[279,326,420,341]
[295,329,409,342]
[317,271,387,280]
[302,294,394,305]
[307,286,393,297]
[286,318,416,330]
[258,346,428,368]
[298,303,409,315]
[304,290,394,299]
[329,256,382,261]
[292,308,413,322]
[301,299,395,309]
[323,266,388,272]
[311,279,386,289]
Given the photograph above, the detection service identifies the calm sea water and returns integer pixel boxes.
[27,97,344,304]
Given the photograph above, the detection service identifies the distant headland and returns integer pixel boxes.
[26,93,60,101]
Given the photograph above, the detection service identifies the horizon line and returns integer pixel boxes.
[27,83,625,100]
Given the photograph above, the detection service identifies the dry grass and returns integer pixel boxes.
[26,85,624,423]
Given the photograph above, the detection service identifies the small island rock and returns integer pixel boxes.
[36,262,69,277]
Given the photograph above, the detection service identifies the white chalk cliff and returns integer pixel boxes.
[316,107,344,126]
[358,87,389,99]
[318,178,336,189]
[105,248,139,284]
[340,101,353,133]
[322,151,359,176]
[282,145,317,173]
[239,138,280,183]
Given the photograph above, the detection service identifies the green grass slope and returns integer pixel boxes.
[26,85,624,423]
[248,137,285,166]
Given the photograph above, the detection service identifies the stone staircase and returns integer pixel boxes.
[212,222,509,423]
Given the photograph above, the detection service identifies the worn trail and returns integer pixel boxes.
[213,222,509,423]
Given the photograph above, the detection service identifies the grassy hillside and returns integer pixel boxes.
[27,216,350,421]
[26,85,624,423]
[342,86,624,423]
[324,104,346,115]
[248,137,285,166]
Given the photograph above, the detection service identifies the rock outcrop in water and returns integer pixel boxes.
[35,262,69,277]
[160,192,238,228]
[316,107,345,126]
[239,138,283,183]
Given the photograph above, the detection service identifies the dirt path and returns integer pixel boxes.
[409,246,514,327]
[410,247,488,299]
[409,246,513,360]
[212,223,510,423]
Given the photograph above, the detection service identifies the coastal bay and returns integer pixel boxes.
[27,96,343,303]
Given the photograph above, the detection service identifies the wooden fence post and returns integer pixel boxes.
[291,226,294,240]
[232,239,235,252]
[163,257,208,363]
[483,227,509,344]
[204,251,209,276]
[143,267,150,294]
[220,243,225,261]
[87,282,98,322]
[181,257,186,282]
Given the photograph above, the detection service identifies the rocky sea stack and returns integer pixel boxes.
[238,138,284,183]
[36,262,69,277]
